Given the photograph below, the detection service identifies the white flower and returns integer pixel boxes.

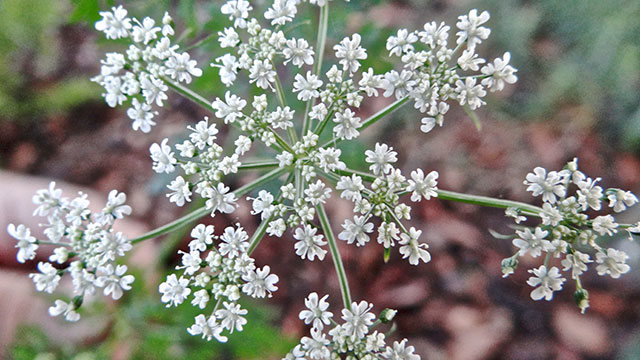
[95,6,132,40]
[505,207,526,224]
[242,265,279,298]
[218,27,239,48]
[283,38,314,67]
[191,289,210,309]
[365,143,397,175]
[215,301,248,333]
[377,222,400,248]
[339,216,374,246]
[398,227,431,265]
[251,190,275,220]
[419,21,450,48]
[150,138,177,174]
[512,227,552,258]
[293,225,327,261]
[333,108,362,140]
[140,74,168,107]
[159,274,191,307]
[98,190,132,224]
[293,71,323,101]
[381,69,414,99]
[32,181,64,217]
[165,52,202,84]
[386,29,418,56]
[49,300,80,322]
[30,262,61,293]
[304,180,331,206]
[212,91,247,124]
[315,147,345,172]
[219,225,249,259]
[131,17,160,44]
[523,167,566,204]
[204,183,237,215]
[214,53,239,86]
[359,67,383,97]
[269,106,295,130]
[455,77,486,110]
[456,9,491,50]
[608,189,638,213]
[221,0,252,28]
[383,339,421,360]
[334,33,367,74]
[595,248,630,279]
[265,0,297,25]
[8,224,38,263]
[96,264,135,300]
[527,265,565,301]
[336,174,365,201]
[188,117,219,150]
[65,193,91,225]
[299,292,333,331]
[127,98,157,133]
[188,314,228,342]
[457,49,485,71]
[189,224,215,252]
[234,135,252,155]
[177,250,202,276]
[267,218,287,237]
[406,169,438,202]
[481,52,517,92]
[341,300,375,340]
[592,215,618,236]
[540,203,563,226]
[561,251,592,279]
[167,176,192,207]
[299,328,331,359]
[249,59,276,89]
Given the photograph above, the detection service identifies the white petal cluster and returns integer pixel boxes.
[503,159,636,312]
[160,223,279,342]
[8,182,136,322]
[93,9,202,132]
[286,293,420,359]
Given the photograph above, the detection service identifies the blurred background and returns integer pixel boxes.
[1,0,640,359]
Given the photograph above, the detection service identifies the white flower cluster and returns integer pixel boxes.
[502,159,637,312]
[159,223,279,342]
[7,182,135,321]
[383,9,517,133]
[151,116,242,216]
[93,6,203,132]
[285,292,419,360]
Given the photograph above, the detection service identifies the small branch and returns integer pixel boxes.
[302,3,329,135]
[317,203,352,310]
[131,167,287,244]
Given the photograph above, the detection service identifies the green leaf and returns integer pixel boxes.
[69,0,101,24]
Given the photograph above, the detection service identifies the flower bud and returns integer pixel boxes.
[379,308,397,323]
[501,256,518,278]
[574,288,589,314]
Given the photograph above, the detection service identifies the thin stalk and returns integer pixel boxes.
[163,77,213,111]
[183,32,217,51]
[317,203,352,310]
[274,73,298,144]
[131,167,287,244]
[320,96,410,148]
[302,2,329,135]
[334,167,544,216]
[247,214,275,255]
[238,160,280,171]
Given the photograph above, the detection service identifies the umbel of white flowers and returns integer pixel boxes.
[7,1,638,359]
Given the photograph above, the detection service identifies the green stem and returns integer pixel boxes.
[247,214,274,255]
[238,160,280,171]
[316,203,352,310]
[162,77,213,111]
[320,96,410,148]
[435,189,543,216]
[302,2,329,135]
[333,167,544,216]
[131,167,287,244]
